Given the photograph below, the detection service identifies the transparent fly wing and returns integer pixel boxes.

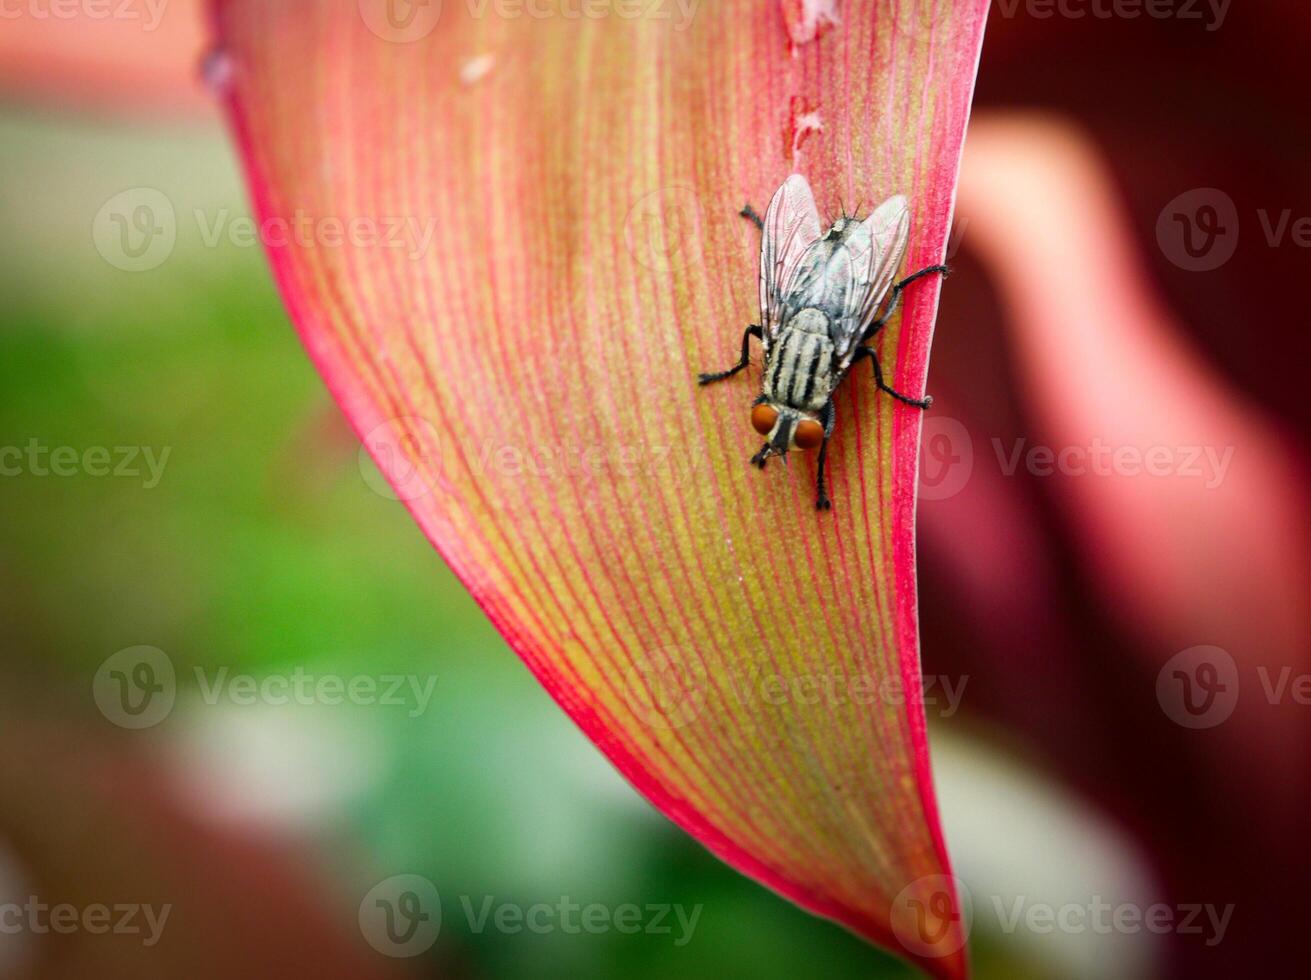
[833,195,910,362]
[759,174,822,349]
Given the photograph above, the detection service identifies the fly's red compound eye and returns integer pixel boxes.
[751,404,779,436]
[793,419,824,450]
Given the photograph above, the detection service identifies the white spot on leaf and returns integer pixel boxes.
[459,53,496,87]
[780,0,840,51]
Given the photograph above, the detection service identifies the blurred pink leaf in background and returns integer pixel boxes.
[0,0,210,115]
[922,110,1311,975]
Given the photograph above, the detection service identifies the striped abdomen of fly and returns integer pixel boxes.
[762,307,837,414]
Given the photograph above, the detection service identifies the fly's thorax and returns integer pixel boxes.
[826,216,857,239]
[787,307,829,336]
[763,312,837,413]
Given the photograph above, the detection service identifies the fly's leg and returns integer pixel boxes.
[861,263,950,343]
[740,204,765,232]
[698,324,762,385]
[698,206,766,385]
[814,400,836,511]
[850,346,933,409]
[895,263,950,292]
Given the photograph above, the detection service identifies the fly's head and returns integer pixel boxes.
[750,401,824,465]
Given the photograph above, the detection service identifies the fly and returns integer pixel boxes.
[697,173,948,511]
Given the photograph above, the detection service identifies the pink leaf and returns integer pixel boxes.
[210,1,988,973]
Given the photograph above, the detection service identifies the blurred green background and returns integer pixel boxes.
[0,109,1071,979]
